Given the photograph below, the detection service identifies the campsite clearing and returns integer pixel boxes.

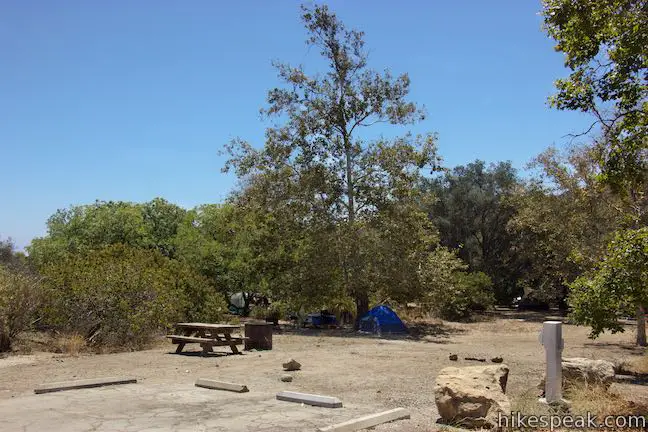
[0,312,643,431]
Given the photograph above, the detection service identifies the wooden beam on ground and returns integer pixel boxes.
[276,391,343,408]
[317,408,410,432]
[195,378,249,393]
[34,377,137,394]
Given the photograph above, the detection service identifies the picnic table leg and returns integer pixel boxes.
[174,327,194,354]
[200,343,214,356]
[224,333,240,354]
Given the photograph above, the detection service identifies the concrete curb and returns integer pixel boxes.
[276,391,342,408]
[317,407,410,431]
[195,378,249,393]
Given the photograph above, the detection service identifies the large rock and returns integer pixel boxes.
[539,358,615,390]
[562,357,615,386]
[435,364,510,429]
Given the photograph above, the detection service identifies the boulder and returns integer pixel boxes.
[539,358,615,390]
[491,357,503,364]
[435,364,510,429]
[280,374,293,382]
[562,358,615,386]
[283,359,301,371]
[449,354,458,361]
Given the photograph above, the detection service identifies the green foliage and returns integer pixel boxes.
[174,203,265,300]
[141,198,187,258]
[424,160,522,303]
[0,265,43,351]
[569,227,648,338]
[420,248,494,320]
[41,244,225,349]
[0,237,14,264]
[28,199,186,269]
[542,0,647,190]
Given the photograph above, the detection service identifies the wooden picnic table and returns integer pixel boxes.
[166,323,247,355]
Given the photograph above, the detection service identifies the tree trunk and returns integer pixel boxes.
[0,332,10,353]
[354,292,369,330]
[344,137,355,224]
[637,305,647,347]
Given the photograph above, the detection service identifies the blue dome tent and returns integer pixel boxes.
[358,305,408,335]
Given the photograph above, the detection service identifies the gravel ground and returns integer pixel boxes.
[0,312,643,431]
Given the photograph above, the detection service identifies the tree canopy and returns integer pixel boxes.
[542,0,647,190]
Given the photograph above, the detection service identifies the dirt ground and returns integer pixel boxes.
[0,311,645,431]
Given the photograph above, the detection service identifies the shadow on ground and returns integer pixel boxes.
[481,307,568,323]
[165,350,241,358]
[276,319,465,344]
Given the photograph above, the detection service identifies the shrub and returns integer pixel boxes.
[420,248,494,320]
[0,265,43,352]
[250,305,268,320]
[170,261,228,323]
[42,244,225,349]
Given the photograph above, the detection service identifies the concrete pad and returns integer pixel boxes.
[276,391,342,408]
[2,382,372,431]
[34,377,137,394]
[317,408,410,431]
[195,378,249,393]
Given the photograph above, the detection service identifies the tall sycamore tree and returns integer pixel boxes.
[224,5,439,324]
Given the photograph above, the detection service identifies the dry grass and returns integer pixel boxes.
[566,383,642,417]
[511,385,647,432]
[396,306,433,322]
[511,388,554,416]
[53,334,86,356]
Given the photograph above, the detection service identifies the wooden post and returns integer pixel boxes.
[244,322,273,350]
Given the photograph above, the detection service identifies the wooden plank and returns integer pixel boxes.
[167,335,217,343]
[317,408,410,432]
[195,378,249,393]
[167,335,247,342]
[176,323,242,330]
[35,377,137,394]
[276,391,343,408]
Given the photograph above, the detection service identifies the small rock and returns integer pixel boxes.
[449,354,458,361]
[281,374,293,382]
[185,370,190,373]
[491,356,503,363]
[283,358,301,371]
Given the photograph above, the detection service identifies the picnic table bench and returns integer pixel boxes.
[167,323,247,355]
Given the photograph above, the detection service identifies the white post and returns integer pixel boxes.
[539,321,563,404]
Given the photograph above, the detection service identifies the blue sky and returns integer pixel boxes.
[1,1,592,249]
